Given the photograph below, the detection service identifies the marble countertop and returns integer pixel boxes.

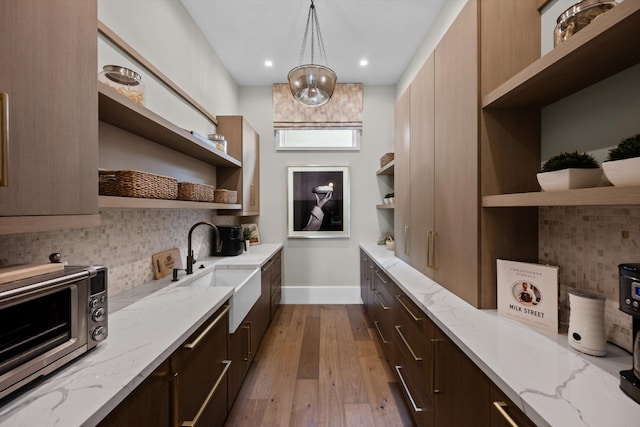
[0,243,283,427]
[360,242,640,427]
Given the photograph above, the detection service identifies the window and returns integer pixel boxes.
[276,128,360,151]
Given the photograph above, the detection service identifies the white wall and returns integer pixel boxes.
[98,0,240,131]
[239,86,396,303]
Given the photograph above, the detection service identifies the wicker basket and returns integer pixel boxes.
[380,152,394,168]
[214,189,238,204]
[99,169,178,199]
[177,182,215,202]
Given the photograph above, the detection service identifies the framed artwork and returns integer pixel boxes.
[287,166,350,239]
[242,223,261,246]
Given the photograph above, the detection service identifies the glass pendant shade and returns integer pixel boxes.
[288,64,337,107]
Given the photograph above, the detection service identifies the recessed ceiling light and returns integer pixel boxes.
[264,60,273,67]
[359,59,368,67]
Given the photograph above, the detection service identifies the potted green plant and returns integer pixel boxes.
[537,151,601,192]
[602,132,640,187]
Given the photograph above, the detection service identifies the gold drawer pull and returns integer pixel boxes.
[395,365,428,413]
[183,304,230,350]
[181,360,232,427]
[492,401,519,427]
[375,290,390,310]
[1,93,8,187]
[374,269,388,284]
[395,294,421,321]
[404,225,409,255]
[373,320,389,344]
[395,325,422,361]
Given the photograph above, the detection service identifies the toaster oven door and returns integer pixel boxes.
[0,279,86,399]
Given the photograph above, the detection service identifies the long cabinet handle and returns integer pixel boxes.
[375,291,390,310]
[395,326,422,361]
[404,226,410,256]
[369,265,375,291]
[431,338,444,393]
[1,93,8,187]
[374,269,388,284]
[431,231,437,270]
[395,294,421,321]
[395,366,428,413]
[183,304,230,350]
[492,401,519,427]
[427,230,433,269]
[181,360,232,427]
[373,320,390,344]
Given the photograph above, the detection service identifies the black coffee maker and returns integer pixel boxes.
[619,264,640,403]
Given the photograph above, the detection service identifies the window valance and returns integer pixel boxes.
[273,83,363,130]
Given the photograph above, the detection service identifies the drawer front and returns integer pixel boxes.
[394,363,435,427]
[172,304,230,427]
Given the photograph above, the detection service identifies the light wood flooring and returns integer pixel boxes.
[224,304,414,427]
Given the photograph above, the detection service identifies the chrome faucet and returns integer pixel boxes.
[186,221,221,274]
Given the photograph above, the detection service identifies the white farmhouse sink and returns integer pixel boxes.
[212,268,261,333]
[178,266,261,333]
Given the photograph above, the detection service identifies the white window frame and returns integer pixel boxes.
[275,128,361,151]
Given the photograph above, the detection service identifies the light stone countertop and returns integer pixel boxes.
[0,243,283,427]
[360,242,640,427]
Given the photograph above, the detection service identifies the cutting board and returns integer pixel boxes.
[0,263,65,285]
[152,248,182,280]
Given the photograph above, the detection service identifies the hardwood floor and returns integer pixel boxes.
[225,305,414,426]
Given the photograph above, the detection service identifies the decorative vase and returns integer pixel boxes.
[602,157,640,187]
[536,168,602,192]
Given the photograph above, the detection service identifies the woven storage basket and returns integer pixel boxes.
[177,182,215,202]
[214,189,238,204]
[99,170,178,200]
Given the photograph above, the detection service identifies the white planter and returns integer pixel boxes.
[602,157,640,187]
[536,168,602,192]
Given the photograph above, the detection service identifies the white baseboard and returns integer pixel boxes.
[281,286,362,304]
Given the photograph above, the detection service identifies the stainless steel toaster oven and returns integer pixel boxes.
[0,265,108,399]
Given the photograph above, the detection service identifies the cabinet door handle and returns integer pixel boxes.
[1,93,8,187]
[395,294,421,321]
[243,321,253,361]
[369,265,375,291]
[395,325,422,361]
[375,291,390,310]
[374,269,388,284]
[426,229,431,269]
[373,320,390,344]
[404,225,410,255]
[431,338,444,393]
[182,304,230,350]
[181,360,232,427]
[430,231,437,270]
[492,401,519,427]
[395,365,428,413]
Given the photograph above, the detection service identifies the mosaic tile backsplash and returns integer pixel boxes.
[539,205,638,352]
[0,210,235,296]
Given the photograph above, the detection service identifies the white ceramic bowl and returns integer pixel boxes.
[536,168,602,192]
[602,157,640,187]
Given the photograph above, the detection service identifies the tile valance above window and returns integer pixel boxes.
[272,83,363,130]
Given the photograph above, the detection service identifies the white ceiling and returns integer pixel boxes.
[180,0,446,86]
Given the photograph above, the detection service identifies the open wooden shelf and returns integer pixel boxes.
[376,204,395,209]
[99,196,241,210]
[98,83,241,168]
[482,1,640,109]
[376,161,395,176]
[483,186,640,207]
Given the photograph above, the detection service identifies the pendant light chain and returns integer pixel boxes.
[296,0,329,66]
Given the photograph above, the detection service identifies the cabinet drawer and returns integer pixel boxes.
[395,292,434,338]
[271,286,281,318]
[171,304,231,427]
[394,363,435,427]
[490,384,536,427]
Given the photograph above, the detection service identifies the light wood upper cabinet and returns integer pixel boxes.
[394,0,540,308]
[217,116,260,216]
[0,1,98,221]
[409,54,435,277]
[433,0,479,305]
[394,89,411,263]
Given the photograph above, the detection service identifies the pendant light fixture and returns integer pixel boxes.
[287,0,337,107]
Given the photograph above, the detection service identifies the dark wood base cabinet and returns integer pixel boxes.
[97,360,172,427]
[360,252,536,427]
[97,303,230,427]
